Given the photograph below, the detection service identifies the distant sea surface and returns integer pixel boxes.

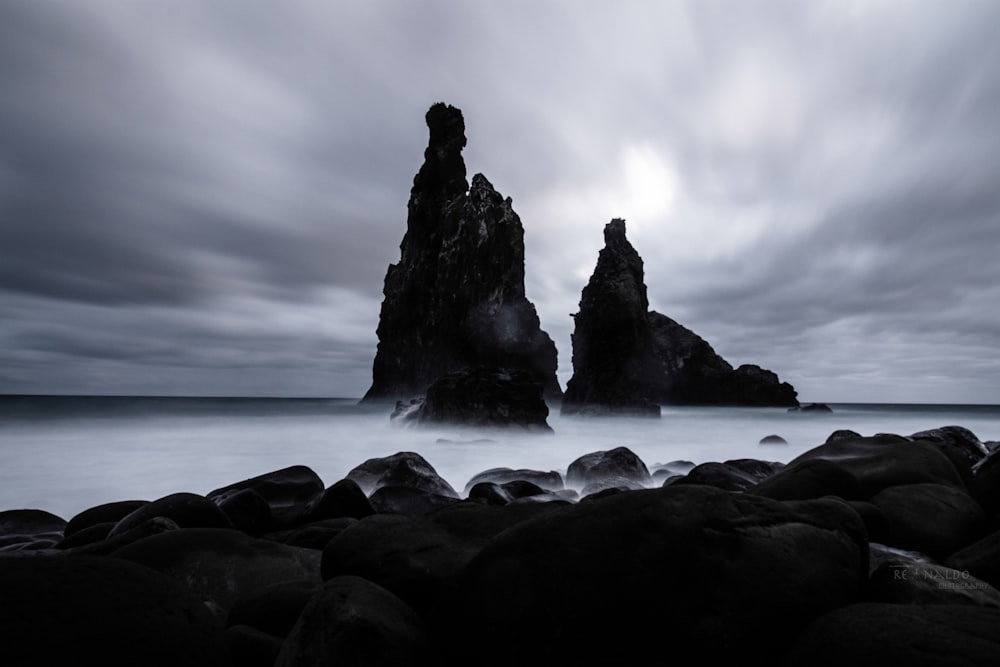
[2,395,998,519]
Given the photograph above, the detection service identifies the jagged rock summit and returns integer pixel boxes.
[363,103,560,403]
[562,219,798,416]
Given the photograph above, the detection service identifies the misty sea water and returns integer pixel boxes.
[1,395,999,520]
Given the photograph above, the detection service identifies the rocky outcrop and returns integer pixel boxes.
[647,310,798,406]
[562,219,798,414]
[363,103,559,403]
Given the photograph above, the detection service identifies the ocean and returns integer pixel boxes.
[2,395,998,520]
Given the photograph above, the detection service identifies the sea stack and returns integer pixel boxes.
[562,219,798,415]
[362,103,560,402]
[561,219,662,416]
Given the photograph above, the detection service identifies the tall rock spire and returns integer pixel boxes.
[363,103,560,402]
[562,219,662,416]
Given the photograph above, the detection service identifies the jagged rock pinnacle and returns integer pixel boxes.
[363,104,560,402]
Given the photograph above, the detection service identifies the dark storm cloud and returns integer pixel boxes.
[1,1,999,401]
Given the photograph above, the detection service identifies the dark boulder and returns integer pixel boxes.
[213,488,271,535]
[671,461,761,492]
[368,486,461,515]
[467,481,513,505]
[752,457,863,501]
[463,467,564,495]
[783,603,1000,666]
[321,513,478,614]
[0,508,66,552]
[433,485,867,665]
[65,516,180,557]
[64,500,145,536]
[345,451,458,498]
[304,478,375,522]
[650,460,696,484]
[207,465,325,531]
[826,429,861,443]
[911,425,989,466]
[565,446,653,494]
[275,576,427,667]
[110,527,321,621]
[760,434,788,445]
[467,480,552,506]
[56,521,115,550]
[108,492,232,537]
[0,555,230,666]
[363,102,560,403]
[392,366,552,430]
[785,434,966,496]
[869,482,985,559]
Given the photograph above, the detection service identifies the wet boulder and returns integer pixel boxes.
[671,461,762,492]
[911,425,989,467]
[434,485,867,665]
[304,478,375,522]
[108,492,233,537]
[565,446,652,494]
[322,513,478,614]
[345,451,458,498]
[207,465,325,531]
[64,500,146,536]
[869,482,985,559]
[463,467,564,494]
[111,527,321,621]
[751,457,863,501]
[784,434,966,495]
[0,508,66,552]
[368,486,461,516]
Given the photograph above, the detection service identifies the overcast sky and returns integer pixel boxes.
[2,1,998,403]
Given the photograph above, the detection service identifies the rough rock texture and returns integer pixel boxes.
[363,103,559,402]
[562,219,798,414]
[391,366,552,430]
